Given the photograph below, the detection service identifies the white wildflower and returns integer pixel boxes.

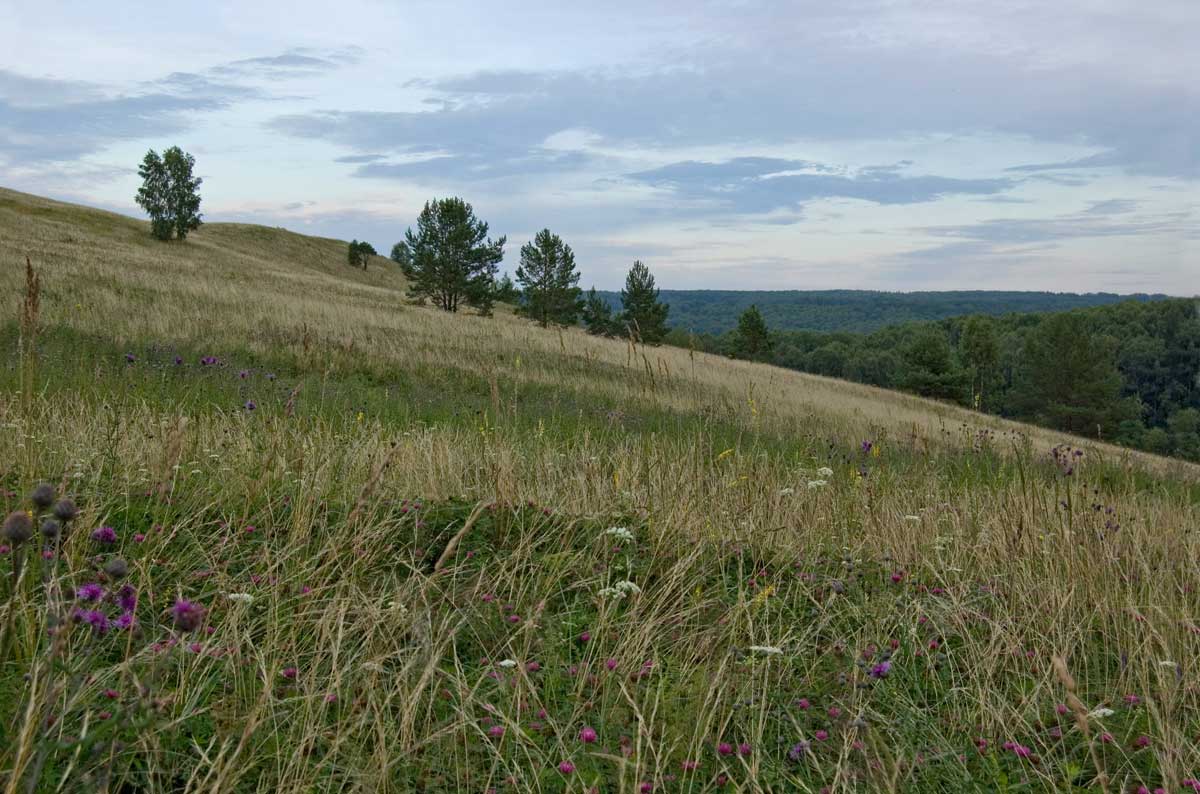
[1088,707,1115,719]
[226,593,254,604]
[362,662,384,673]
[497,659,517,669]
[748,645,784,655]
[778,487,795,496]
[807,480,827,489]
[903,515,921,522]
[816,466,834,477]
[1159,660,1177,667]
[599,580,642,599]
[604,526,634,543]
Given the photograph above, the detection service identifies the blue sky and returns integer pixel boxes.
[2,0,1196,292]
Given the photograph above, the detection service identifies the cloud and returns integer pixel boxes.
[212,47,363,79]
[625,157,1015,214]
[333,154,388,164]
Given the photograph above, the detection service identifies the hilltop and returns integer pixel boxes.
[1,187,1198,792]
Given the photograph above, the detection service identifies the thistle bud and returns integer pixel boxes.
[52,499,79,522]
[30,483,56,510]
[2,511,34,544]
[103,558,129,580]
[40,518,62,539]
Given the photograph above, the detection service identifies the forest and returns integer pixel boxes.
[673,298,1200,461]
[597,288,1167,333]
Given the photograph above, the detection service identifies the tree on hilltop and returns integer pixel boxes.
[732,304,773,361]
[515,229,583,327]
[403,198,505,314]
[582,287,616,336]
[135,146,202,241]
[348,240,375,270]
[618,261,669,344]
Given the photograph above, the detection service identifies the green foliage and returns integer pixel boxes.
[618,261,669,344]
[682,299,1200,461]
[134,147,202,241]
[1012,313,1129,435]
[403,198,505,314]
[493,272,520,304]
[389,241,411,270]
[581,287,616,336]
[731,304,773,361]
[596,288,1167,334]
[515,229,583,327]
[347,239,375,270]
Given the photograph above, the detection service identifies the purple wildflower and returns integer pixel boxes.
[869,661,892,679]
[115,612,136,630]
[558,761,575,775]
[78,582,105,602]
[91,526,117,544]
[84,610,110,635]
[116,584,137,612]
[171,599,205,632]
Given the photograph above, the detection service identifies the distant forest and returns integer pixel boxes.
[672,298,1200,462]
[596,289,1168,334]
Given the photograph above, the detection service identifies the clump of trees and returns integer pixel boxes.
[732,305,772,361]
[399,198,505,314]
[347,240,376,269]
[579,261,670,344]
[683,298,1200,461]
[135,147,203,241]
[515,229,582,327]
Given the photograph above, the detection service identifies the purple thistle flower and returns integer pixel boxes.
[78,582,105,601]
[717,742,733,756]
[91,526,117,544]
[125,353,136,363]
[84,610,110,635]
[579,726,598,743]
[116,584,137,612]
[869,661,892,679]
[558,761,575,774]
[115,611,136,630]
[244,400,257,411]
[171,598,205,632]
[788,741,810,761]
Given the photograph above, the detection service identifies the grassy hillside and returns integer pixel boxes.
[2,187,1198,792]
[595,289,1166,334]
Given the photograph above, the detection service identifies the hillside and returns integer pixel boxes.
[2,187,1199,792]
[596,288,1167,334]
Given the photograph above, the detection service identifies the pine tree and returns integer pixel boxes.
[1013,313,1129,435]
[732,304,773,361]
[390,241,412,271]
[582,288,615,336]
[403,198,505,313]
[135,146,202,241]
[515,229,583,327]
[618,261,669,344]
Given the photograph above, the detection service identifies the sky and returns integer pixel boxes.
[1,0,1197,293]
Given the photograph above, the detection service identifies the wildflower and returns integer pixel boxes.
[134,533,146,542]
[778,487,794,495]
[91,526,117,544]
[748,645,783,655]
[579,726,598,743]
[558,761,575,775]
[605,658,618,671]
[115,612,136,630]
[227,593,254,604]
[1088,706,1115,719]
[2,511,33,544]
[325,693,337,703]
[84,610,110,635]
[903,515,920,523]
[52,499,79,522]
[527,661,541,672]
[814,730,829,741]
[816,466,834,477]
[78,583,105,601]
[30,483,56,510]
[788,741,810,761]
[579,631,591,643]
[506,614,521,623]
[598,580,641,599]
[869,661,892,679]
[738,743,751,756]
[717,742,733,756]
[125,353,136,363]
[244,400,257,411]
[890,571,904,583]
[497,659,517,669]
[796,698,811,710]
[1124,694,1141,706]
[806,480,827,489]
[488,725,505,738]
[281,667,298,680]
[171,599,205,632]
[1132,735,1150,749]
[604,526,634,542]
[681,760,700,771]
[639,783,652,793]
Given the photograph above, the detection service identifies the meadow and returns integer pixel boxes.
[1,186,1199,792]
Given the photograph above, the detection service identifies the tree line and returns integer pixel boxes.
[681,301,1200,461]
